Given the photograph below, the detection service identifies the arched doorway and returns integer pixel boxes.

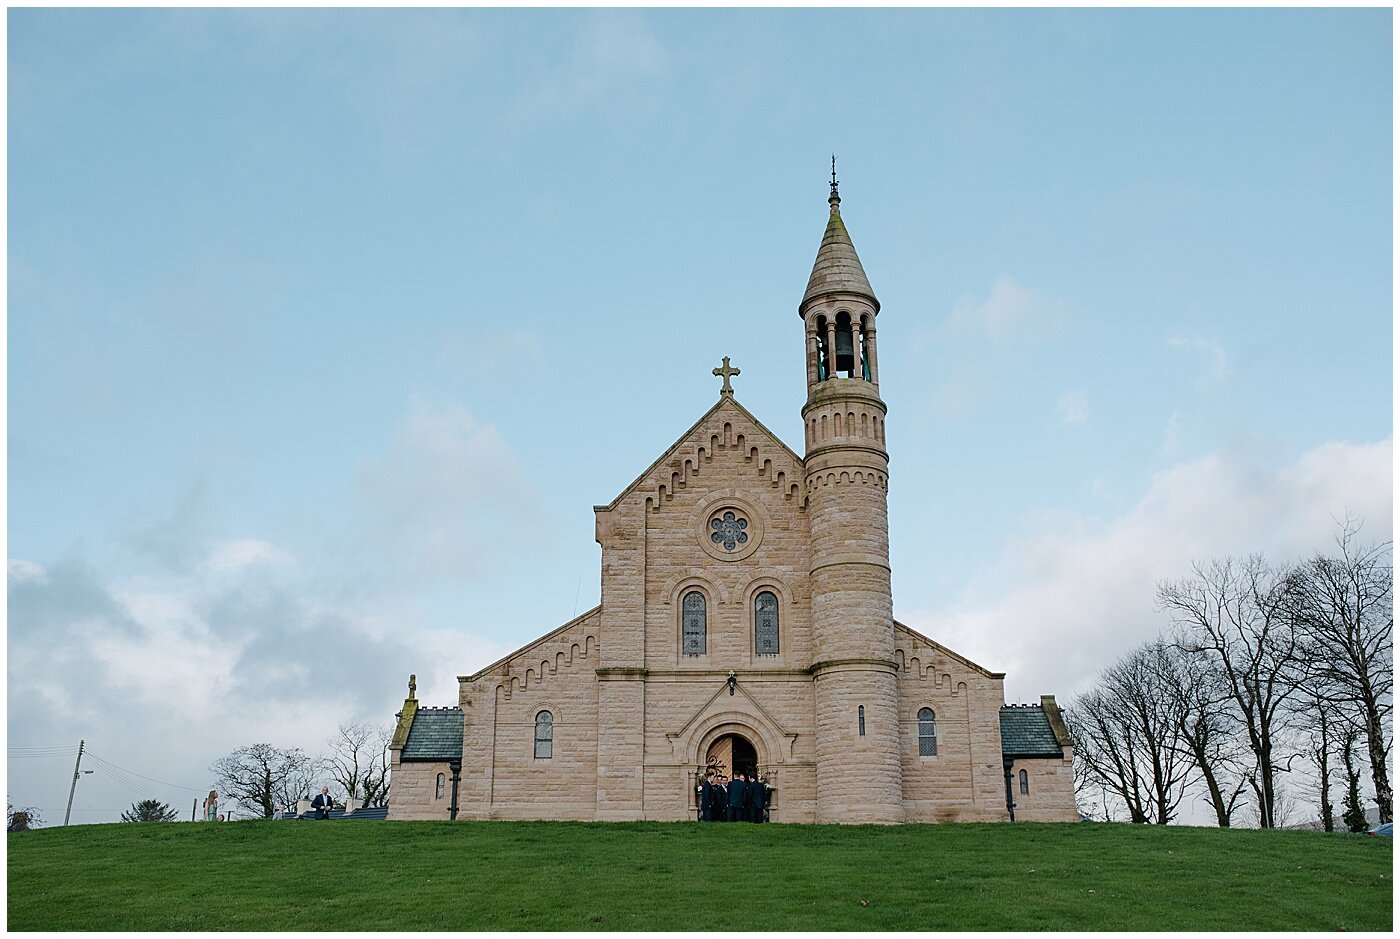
[705,732,757,780]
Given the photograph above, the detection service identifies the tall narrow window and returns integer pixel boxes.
[682,591,707,655]
[1019,769,1029,796]
[435,773,446,800]
[534,710,553,760]
[858,706,866,736]
[754,591,780,655]
[918,707,938,756]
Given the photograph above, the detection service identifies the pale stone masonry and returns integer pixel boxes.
[389,179,1079,824]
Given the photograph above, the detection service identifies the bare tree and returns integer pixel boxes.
[321,722,392,809]
[1158,556,1302,828]
[210,744,316,819]
[7,800,43,832]
[1289,519,1392,823]
[1066,641,1194,824]
[1339,725,1370,832]
[1299,690,1339,832]
[1154,637,1250,826]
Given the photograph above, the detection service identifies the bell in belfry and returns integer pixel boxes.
[834,326,855,373]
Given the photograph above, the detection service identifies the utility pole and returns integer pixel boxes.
[64,739,88,826]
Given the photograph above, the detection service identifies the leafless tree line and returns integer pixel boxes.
[1067,518,1391,829]
[209,721,393,818]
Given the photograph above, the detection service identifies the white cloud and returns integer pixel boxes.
[1162,410,1183,456]
[206,538,297,573]
[1168,334,1230,390]
[352,395,546,585]
[947,275,1066,342]
[1056,390,1090,425]
[901,437,1393,705]
[9,558,48,584]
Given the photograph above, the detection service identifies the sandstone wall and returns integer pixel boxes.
[388,758,454,820]
[895,626,1014,823]
[1009,752,1080,822]
[458,609,601,820]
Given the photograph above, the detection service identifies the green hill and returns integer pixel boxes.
[7,819,1392,931]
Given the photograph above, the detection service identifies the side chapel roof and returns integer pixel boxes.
[400,707,464,762]
[999,701,1071,759]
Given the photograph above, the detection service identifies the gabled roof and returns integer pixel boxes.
[999,705,1065,759]
[893,619,1004,679]
[463,604,601,682]
[400,707,463,762]
[801,199,879,313]
[595,394,804,513]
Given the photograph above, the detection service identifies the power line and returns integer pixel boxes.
[7,744,78,755]
[85,751,203,793]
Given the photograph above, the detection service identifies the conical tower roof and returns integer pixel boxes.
[800,182,879,313]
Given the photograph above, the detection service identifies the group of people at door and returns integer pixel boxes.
[696,769,771,823]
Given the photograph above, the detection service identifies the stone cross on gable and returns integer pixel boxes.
[712,356,740,396]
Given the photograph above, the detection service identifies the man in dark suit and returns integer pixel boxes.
[697,772,715,821]
[715,777,729,821]
[311,786,334,820]
[749,776,766,823]
[728,772,747,823]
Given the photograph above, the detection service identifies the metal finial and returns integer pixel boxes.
[829,155,841,209]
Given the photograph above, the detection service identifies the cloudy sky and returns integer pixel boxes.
[8,8,1391,824]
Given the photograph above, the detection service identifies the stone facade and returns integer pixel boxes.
[388,184,1079,824]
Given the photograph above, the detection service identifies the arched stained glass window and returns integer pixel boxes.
[534,711,553,760]
[918,707,938,756]
[435,773,446,800]
[858,706,866,736]
[682,591,707,655]
[754,591,780,655]
[1019,769,1029,796]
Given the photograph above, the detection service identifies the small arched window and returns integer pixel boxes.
[682,591,707,655]
[918,707,938,756]
[435,773,446,800]
[754,591,780,655]
[858,706,866,736]
[1019,769,1029,796]
[534,710,553,760]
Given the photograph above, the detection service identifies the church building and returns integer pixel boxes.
[388,177,1078,824]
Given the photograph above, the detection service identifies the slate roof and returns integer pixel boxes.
[1000,705,1066,758]
[401,707,463,761]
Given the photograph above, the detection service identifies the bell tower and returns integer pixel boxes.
[800,166,904,823]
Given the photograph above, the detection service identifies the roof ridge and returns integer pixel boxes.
[595,395,803,514]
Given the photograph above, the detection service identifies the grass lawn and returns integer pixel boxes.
[6,819,1392,931]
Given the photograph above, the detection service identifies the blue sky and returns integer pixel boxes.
[8,8,1392,824]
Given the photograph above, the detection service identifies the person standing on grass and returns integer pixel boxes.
[696,772,713,822]
[728,772,747,822]
[715,776,728,821]
[312,786,334,820]
[749,776,765,823]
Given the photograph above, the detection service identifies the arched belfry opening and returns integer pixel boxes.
[810,310,873,383]
[705,732,758,780]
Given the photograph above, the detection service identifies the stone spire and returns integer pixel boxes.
[800,165,880,314]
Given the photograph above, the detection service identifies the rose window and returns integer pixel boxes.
[709,511,749,552]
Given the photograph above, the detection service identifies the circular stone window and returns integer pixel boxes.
[695,499,764,562]
[709,510,749,551]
